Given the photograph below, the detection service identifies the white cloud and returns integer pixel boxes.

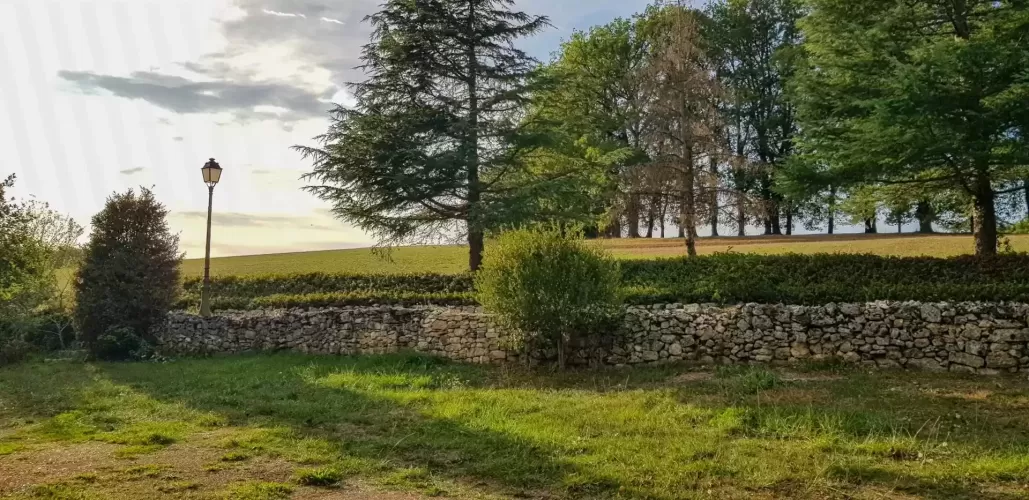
[262,9,306,18]
[320,17,345,25]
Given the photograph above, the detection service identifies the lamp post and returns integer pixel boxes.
[199,158,223,317]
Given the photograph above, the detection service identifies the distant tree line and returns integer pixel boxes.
[299,0,1029,270]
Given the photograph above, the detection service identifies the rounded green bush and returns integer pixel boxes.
[475,228,622,368]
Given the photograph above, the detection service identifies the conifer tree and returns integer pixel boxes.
[297,0,549,271]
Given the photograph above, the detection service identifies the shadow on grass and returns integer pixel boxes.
[92,353,585,497]
[827,462,1029,500]
[4,354,1029,499]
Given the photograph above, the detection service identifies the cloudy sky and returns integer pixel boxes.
[0,0,665,258]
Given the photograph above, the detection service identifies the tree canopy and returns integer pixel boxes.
[296,0,1029,264]
[790,0,1029,255]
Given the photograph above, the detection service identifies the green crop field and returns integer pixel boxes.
[3,355,1029,499]
[177,233,1029,278]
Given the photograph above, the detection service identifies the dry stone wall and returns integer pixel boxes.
[153,302,1029,374]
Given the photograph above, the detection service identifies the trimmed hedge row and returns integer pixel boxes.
[619,253,1029,304]
[173,291,476,312]
[173,253,1029,311]
[182,273,473,298]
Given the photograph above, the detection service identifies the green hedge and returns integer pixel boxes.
[182,272,473,298]
[173,253,1029,311]
[173,291,476,312]
[619,253,1029,304]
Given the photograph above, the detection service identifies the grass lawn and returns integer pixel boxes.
[176,234,1029,278]
[2,354,1029,499]
[54,234,1029,286]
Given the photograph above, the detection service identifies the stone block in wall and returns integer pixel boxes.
[949,351,986,368]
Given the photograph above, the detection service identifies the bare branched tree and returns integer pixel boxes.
[643,3,723,256]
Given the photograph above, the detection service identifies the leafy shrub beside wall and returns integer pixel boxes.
[475,229,622,368]
[173,253,1029,311]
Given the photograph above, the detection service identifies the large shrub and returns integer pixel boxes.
[475,229,622,368]
[75,188,181,360]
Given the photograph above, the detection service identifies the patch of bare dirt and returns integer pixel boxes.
[297,487,432,499]
[673,371,715,383]
[780,372,844,382]
[763,388,829,405]
[0,442,122,492]
[0,433,437,499]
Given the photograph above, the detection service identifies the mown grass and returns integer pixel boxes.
[173,234,1029,278]
[2,353,1029,499]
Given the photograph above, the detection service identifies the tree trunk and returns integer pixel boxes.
[606,217,622,238]
[785,207,793,236]
[556,333,566,370]
[660,196,668,238]
[737,194,746,236]
[646,195,660,238]
[709,157,719,237]
[468,229,484,272]
[1023,179,1029,217]
[864,218,877,234]
[465,1,481,272]
[682,199,698,257]
[626,194,641,238]
[827,186,836,235]
[897,221,902,234]
[973,175,998,256]
[915,201,934,233]
[682,144,698,257]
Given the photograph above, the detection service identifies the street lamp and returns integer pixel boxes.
[199,158,223,317]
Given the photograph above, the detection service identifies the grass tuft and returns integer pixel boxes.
[293,466,345,487]
[223,481,293,500]
[220,451,250,462]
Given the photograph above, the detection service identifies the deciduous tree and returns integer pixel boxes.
[793,0,1029,255]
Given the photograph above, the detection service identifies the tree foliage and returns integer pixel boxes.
[530,16,655,237]
[0,175,54,362]
[297,0,555,272]
[792,0,1029,254]
[0,175,51,311]
[74,188,181,360]
[705,0,804,235]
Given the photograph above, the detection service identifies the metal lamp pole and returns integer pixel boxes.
[199,158,223,317]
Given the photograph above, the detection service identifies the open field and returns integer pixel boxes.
[177,233,1029,278]
[3,354,1029,499]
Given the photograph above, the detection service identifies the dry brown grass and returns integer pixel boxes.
[170,233,1029,278]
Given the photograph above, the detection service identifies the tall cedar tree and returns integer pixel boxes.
[74,188,181,356]
[793,0,1029,255]
[297,0,549,271]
